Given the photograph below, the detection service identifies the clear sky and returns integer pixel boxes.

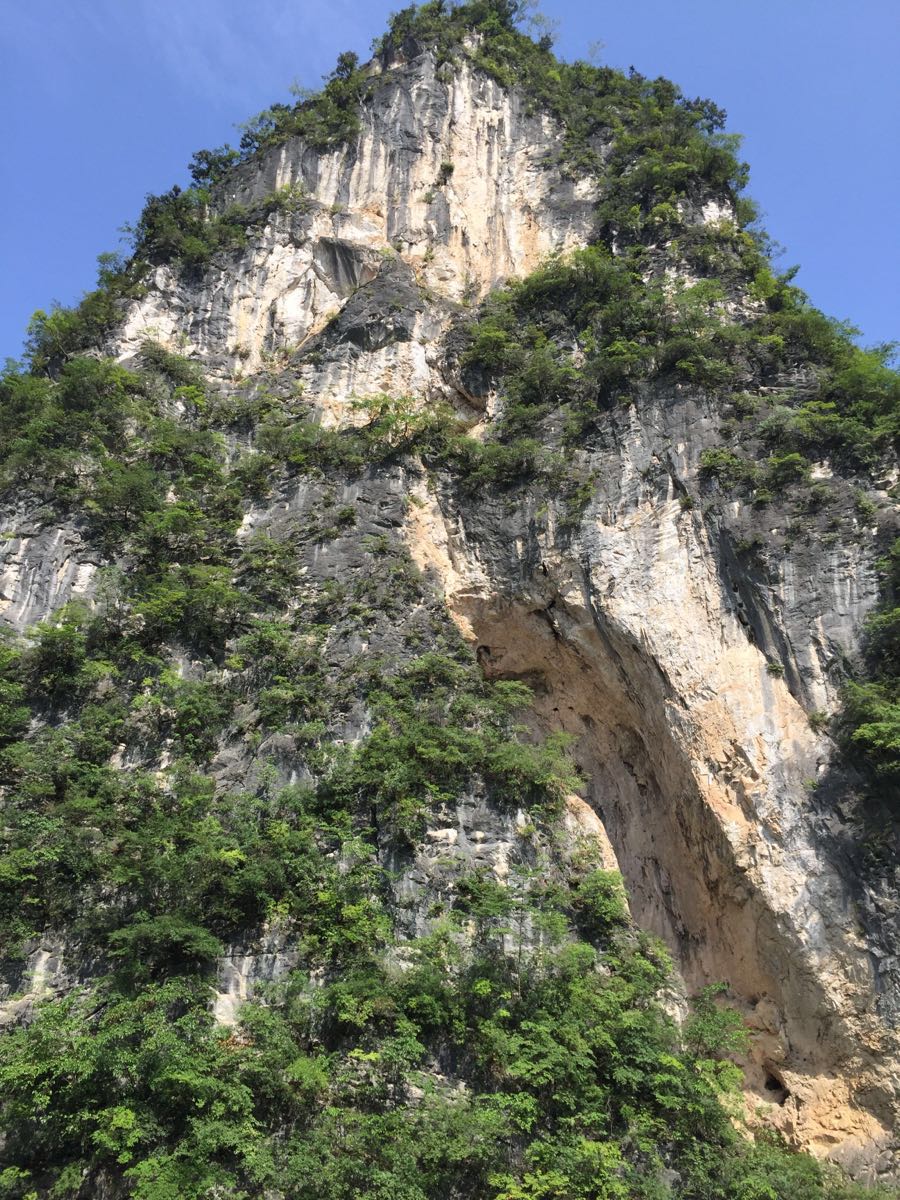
[2,0,898,361]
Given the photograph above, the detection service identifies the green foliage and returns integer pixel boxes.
[570,869,630,939]
[238,50,367,157]
[0,351,245,577]
[21,608,90,703]
[765,451,810,490]
[0,978,265,1198]
[0,358,425,957]
[128,186,249,268]
[0,641,28,748]
[139,339,203,387]
[0,357,143,498]
[699,448,758,490]
[325,653,579,838]
[135,565,248,656]
[188,144,240,187]
[461,237,899,480]
[241,391,564,495]
[24,253,147,373]
[0,920,860,1200]
[838,542,900,806]
[459,245,756,456]
[0,686,395,956]
[684,982,750,1058]
[756,342,900,468]
[107,915,224,977]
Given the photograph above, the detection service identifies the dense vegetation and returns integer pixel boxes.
[460,245,899,468]
[0,352,582,955]
[2,898,884,1200]
[1,1,897,1197]
[0,346,594,1197]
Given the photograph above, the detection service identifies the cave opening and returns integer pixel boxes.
[764,1069,790,1107]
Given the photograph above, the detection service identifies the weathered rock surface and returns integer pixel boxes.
[116,52,598,378]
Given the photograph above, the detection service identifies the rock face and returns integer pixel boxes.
[3,40,898,1180]
[413,431,895,1171]
[116,52,598,378]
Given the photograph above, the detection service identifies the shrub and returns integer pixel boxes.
[135,566,249,655]
[571,869,630,939]
[238,50,367,157]
[766,451,811,490]
[699,448,757,490]
[107,915,224,978]
[23,611,89,703]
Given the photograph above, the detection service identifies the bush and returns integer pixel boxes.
[107,915,224,978]
[325,655,577,838]
[23,611,89,703]
[238,50,367,157]
[129,187,248,267]
[571,869,630,939]
[24,254,147,372]
[766,451,811,490]
[699,448,757,490]
[135,566,249,655]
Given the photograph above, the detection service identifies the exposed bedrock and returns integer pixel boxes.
[405,455,898,1174]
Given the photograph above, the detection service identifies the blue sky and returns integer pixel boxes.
[2,0,898,360]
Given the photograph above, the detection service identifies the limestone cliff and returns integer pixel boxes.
[0,8,897,1196]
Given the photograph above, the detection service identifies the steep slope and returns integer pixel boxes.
[0,3,897,1197]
